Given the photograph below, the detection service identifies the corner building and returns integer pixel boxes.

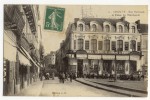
[62,17,148,77]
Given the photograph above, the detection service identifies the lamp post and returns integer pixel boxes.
[114,50,117,82]
[114,48,119,82]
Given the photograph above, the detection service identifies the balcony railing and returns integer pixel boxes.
[22,5,37,34]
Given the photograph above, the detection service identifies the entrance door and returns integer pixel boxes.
[130,61,137,73]
[77,59,83,78]
[103,60,112,74]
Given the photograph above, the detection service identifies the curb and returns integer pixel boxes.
[75,79,146,97]
[86,80,147,94]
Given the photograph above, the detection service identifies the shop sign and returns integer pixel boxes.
[3,60,7,82]
[103,55,115,60]
[76,50,87,59]
[88,55,101,59]
[76,54,87,59]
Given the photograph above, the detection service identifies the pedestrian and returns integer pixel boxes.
[39,72,43,81]
[65,73,69,81]
[62,73,65,83]
[69,73,73,82]
[59,73,62,83]
[52,72,55,80]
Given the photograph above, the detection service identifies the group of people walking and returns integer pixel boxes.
[58,72,75,83]
[39,71,76,83]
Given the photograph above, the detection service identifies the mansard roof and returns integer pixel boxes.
[73,17,148,33]
[74,18,129,26]
[139,24,148,33]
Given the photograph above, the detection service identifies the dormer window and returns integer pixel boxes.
[131,26,135,33]
[79,24,83,31]
[92,24,97,32]
[72,24,76,31]
[119,25,123,33]
[105,25,110,32]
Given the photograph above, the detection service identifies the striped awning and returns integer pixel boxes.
[20,46,40,68]
[18,51,31,66]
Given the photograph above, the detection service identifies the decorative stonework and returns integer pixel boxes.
[91,35,98,39]
[104,35,111,40]
[115,35,125,40]
[128,35,137,40]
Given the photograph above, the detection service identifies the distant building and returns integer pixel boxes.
[44,51,56,75]
[44,51,56,68]
[56,17,148,77]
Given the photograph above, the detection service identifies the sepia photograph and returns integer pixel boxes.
[3,4,148,97]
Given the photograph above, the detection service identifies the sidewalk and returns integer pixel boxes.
[15,80,44,96]
[76,78,147,97]
[85,78,147,93]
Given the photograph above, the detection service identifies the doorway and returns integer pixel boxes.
[77,59,83,78]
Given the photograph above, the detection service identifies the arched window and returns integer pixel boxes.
[78,39,84,50]
[79,24,83,31]
[119,25,123,33]
[91,39,97,50]
[92,24,97,32]
[131,26,136,33]
[105,25,110,32]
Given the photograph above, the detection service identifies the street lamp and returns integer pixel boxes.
[114,49,117,82]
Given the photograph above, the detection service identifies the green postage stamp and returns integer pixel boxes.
[44,6,65,32]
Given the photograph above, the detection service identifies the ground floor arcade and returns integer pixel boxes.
[66,54,142,78]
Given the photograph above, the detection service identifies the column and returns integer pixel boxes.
[125,60,130,75]
[135,41,137,51]
[111,60,115,75]
[110,40,111,51]
[123,41,125,51]
[98,60,103,75]
[136,59,141,71]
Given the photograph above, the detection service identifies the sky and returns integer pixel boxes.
[39,5,148,55]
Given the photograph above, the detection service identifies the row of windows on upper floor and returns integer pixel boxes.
[72,24,137,33]
[74,39,141,51]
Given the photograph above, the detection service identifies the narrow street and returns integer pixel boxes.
[16,77,126,97]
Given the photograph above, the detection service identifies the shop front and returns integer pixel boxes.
[76,50,88,77]
[68,51,141,79]
[4,30,17,95]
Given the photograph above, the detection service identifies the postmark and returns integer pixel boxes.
[44,6,65,32]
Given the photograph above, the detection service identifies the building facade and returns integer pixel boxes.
[4,5,41,95]
[44,51,56,68]
[43,51,56,75]
[56,17,148,77]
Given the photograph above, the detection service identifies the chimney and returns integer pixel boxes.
[135,20,140,31]
[135,20,140,25]
[74,18,79,22]
[121,16,125,21]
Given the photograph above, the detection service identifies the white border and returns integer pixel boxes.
[0,1,150,100]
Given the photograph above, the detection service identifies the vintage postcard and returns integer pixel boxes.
[3,5,148,97]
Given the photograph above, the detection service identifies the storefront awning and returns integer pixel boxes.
[20,46,40,68]
[4,30,17,62]
[18,50,31,66]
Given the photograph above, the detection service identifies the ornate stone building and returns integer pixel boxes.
[56,17,148,77]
